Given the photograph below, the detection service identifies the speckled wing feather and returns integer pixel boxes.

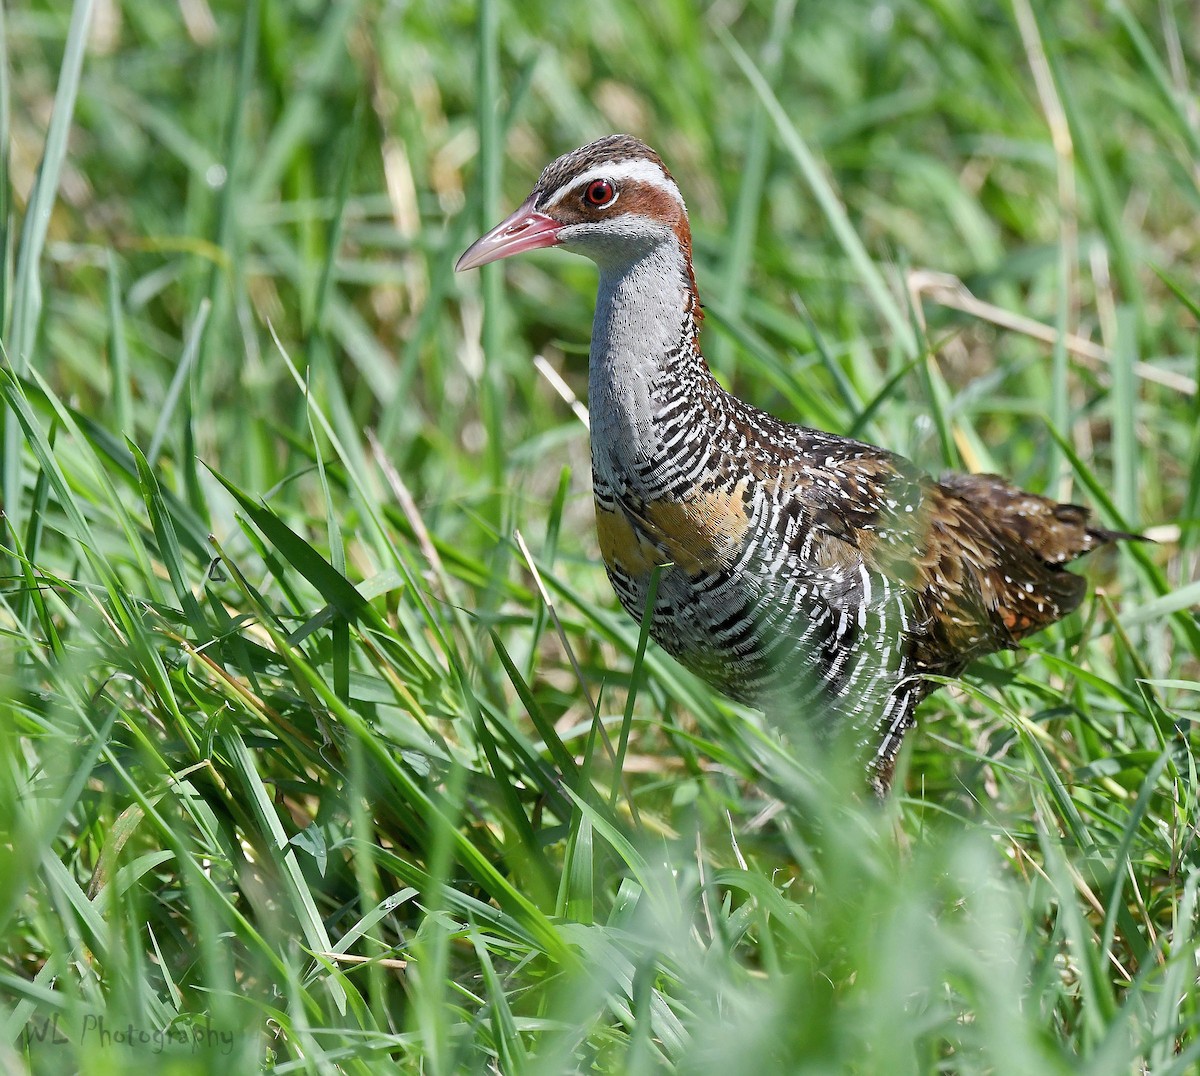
[789,455,1113,638]
[907,472,1133,671]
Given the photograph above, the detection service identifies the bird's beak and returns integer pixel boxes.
[455,199,562,272]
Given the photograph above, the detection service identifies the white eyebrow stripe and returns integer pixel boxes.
[544,159,684,209]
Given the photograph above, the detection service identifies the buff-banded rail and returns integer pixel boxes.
[457,135,1137,796]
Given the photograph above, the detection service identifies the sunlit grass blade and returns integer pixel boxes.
[3,0,94,556]
[721,26,916,357]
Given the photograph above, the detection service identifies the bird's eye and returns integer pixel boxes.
[584,179,616,207]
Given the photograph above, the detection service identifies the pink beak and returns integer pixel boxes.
[455,199,562,272]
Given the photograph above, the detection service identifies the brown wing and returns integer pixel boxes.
[936,472,1135,564]
[738,416,1133,679]
[907,471,1132,674]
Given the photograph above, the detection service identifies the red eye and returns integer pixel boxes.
[584,178,616,207]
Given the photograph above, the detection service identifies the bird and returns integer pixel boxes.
[456,134,1137,796]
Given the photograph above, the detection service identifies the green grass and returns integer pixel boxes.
[2,0,1199,1072]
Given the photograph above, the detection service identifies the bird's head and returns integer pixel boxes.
[455,135,691,273]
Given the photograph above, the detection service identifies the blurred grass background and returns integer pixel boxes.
[2,0,1199,1071]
